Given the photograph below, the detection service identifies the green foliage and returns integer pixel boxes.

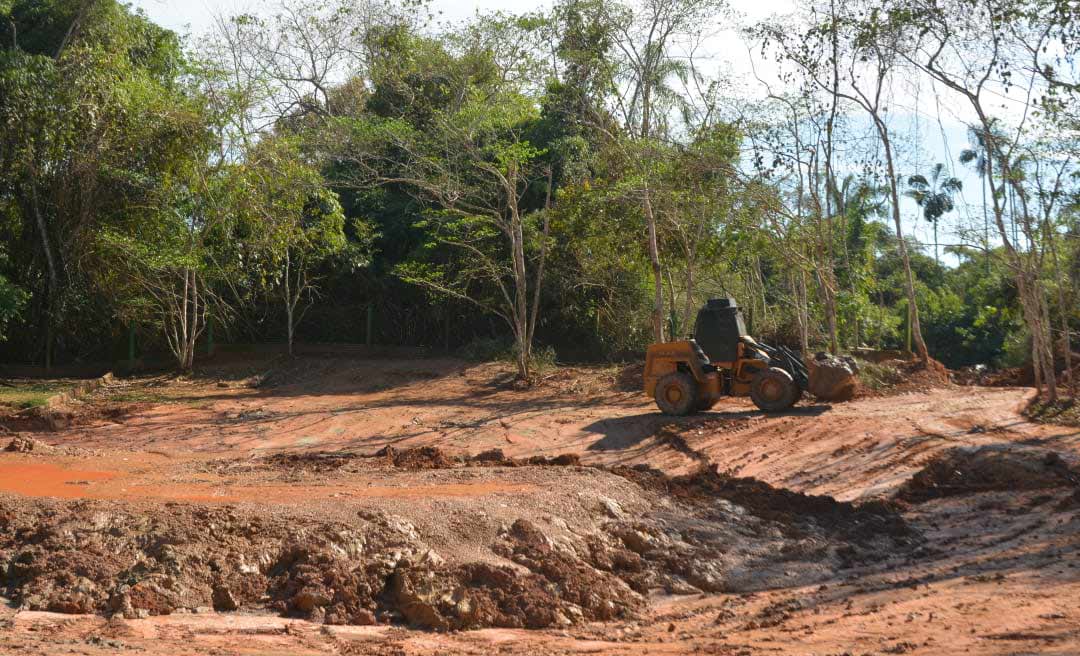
[0,248,27,341]
[457,336,515,361]
[854,360,905,391]
[0,0,1074,385]
[457,335,557,372]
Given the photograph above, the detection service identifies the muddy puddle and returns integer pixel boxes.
[0,462,119,499]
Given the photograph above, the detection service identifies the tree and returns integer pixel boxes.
[607,0,728,343]
[906,163,962,264]
[751,1,931,360]
[222,137,348,356]
[959,123,998,268]
[894,0,1062,400]
[0,249,27,342]
[0,0,209,366]
[333,35,553,378]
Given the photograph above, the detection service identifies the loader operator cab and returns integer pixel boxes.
[693,297,746,364]
[644,298,809,415]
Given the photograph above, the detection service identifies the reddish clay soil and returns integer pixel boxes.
[1,355,1079,655]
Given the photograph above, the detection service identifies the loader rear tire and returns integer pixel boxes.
[750,367,799,412]
[655,372,698,416]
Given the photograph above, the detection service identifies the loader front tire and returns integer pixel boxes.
[750,367,799,412]
[655,372,698,416]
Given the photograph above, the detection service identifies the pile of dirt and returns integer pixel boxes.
[610,464,914,547]
[614,363,645,392]
[0,453,919,629]
[375,445,459,470]
[3,435,88,457]
[263,451,364,472]
[860,357,952,397]
[0,498,642,630]
[904,357,951,386]
[259,447,581,473]
[5,435,56,453]
[953,365,1027,387]
[896,446,1080,503]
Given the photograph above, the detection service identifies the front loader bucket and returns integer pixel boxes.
[806,354,859,402]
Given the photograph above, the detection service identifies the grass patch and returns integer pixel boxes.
[457,337,558,378]
[1025,399,1080,427]
[854,359,905,391]
[0,381,73,410]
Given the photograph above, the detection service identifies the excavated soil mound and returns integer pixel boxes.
[896,446,1080,503]
[861,358,953,398]
[615,363,645,392]
[260,447,580,474]
[896,358,951,389]
[0,498,643,630]
[375,445,459,470]
[0,453,919,630]
[5,436,56,453]
[610,464,913,546]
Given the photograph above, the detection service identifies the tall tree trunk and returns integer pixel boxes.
[683,258,695,334]
[29,185,59,368]
[933,220,939,264]
[878,121,929,363]
[284,251,294,357]
[643,182,664,343]
[526,168,554,352]
[982,177,990,273]
[175,268,189,371]
[1047,227,1074,398]
[815,267,839,354]
[824,0,840,354]
[509,201,531,380]
[977,116,1055,401]
[797,269,810,354]
[186,269,199,371]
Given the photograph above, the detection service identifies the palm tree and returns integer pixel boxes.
[959,125,991,265]
[627,42,691,139]
[906,163,963,264]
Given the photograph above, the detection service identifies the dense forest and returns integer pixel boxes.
[0,0,1077,400]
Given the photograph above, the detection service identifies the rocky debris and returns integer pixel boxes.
[251,446,582,474]
[376,445,459,470]
[0,455,920,630]
[616,363,646,392]
[5,436,55,453]
[896,446,1080,503]
[807,353,859,402]
[609,464,914,546]
[264,451,362,473]
[376,446,581,471]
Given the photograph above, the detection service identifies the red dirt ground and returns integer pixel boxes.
[1,355,1079,655]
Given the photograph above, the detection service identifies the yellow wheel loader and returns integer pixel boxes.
[644,298,811,415]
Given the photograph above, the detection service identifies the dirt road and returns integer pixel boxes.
[1,356,1078,655]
